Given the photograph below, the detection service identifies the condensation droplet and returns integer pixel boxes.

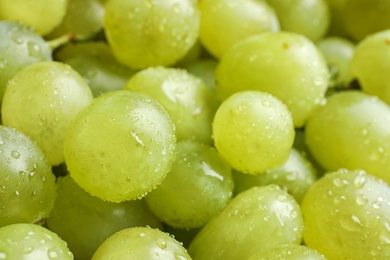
[356,194,368,206]
[156,238,167,250]
[11,150,21,159]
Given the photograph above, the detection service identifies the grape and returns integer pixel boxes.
[64,90,176,202]
[125,66,218,144]
[349,30,390,105]
[0,126,56,227]
[199,0,279,59]
[46,175,162,260]
[184,58,218,92]
[342,0,390,42]
[215,32,329,127]
[104,0,200,69]
[305,91,390,184]
[246,244,326,260]
[0,0,68,36]
[188,185,304,260]
[212,91,294,174]
[0,21,52,104]
[301,169,390,259]
[233,148,318,204]
[92,226,191,260]
[0,223,73,259]
[1,61,93,166]
[145,140,234,229]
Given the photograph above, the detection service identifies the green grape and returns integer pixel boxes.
[0,0,68,36]
[188,185,304,260]
[305,91,390,184]
[317,36,355,88]
[212,91,294,174]
[46,175,162,260]
[92,226,191,259]
[246,244,326,260]
[1,61,93,166]
[145,140,234,229]
[265,0,330,42]
[342,0,390,42]
[0,21,52,104]
[301,169,390,259]
[56,42,136,97]
[0,126,56,227]
[184,58,218,91]
[324,0,348,37]
[233,148,318,204]
[64,90,176,202]
[0,223,73,259]
[125,66,218,144]
[199,0,279,59]
[48,0,105,38]
[104,0,200,69]
[215,32,329,127]
[349,30,390,105]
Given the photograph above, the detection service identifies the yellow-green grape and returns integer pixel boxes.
[184,58,218,92]
[188,185,304,260]
[342,0,390,42]
[0,223,73,259]
[302,169,390,259]
[199,0,279,59]
[324,0,348,37]
[349,30,390,105]
[216,32,329,127]
[104,0,200,69]
[0,21,52,104]
[145,141,234,229]
[233,148,318,204]
[125,67,218,144]
[0,0,68,36]
[317,36,355,88]
[64,90,176,202]
[265,0,330,42]
[212,91,294,174]
[48,0,105,39]
[57,42,136,97]
[1,61,93,166]
[305,91,390,184]
[246,244,327,260]
[46,175,162,260]
[0,126,56,227]
[92,227,191,260]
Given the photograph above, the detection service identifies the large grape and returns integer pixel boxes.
[64,90,176,202]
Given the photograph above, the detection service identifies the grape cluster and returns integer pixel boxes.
[1,0,390,259]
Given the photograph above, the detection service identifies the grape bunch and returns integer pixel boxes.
[1,0,390,259]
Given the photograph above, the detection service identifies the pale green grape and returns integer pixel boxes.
[199,0,279,58]
[92,227,191,259]
[302,169,390,259]
[342,0,390,42]
[188,185,304,260]
[125,67,218,144]
[46,175,162,260]
[324,0,348,37]
[0,223,73,259]
[317,36,355,88]
[48,0,105,38]
[305,91,390,184]
[57,42,136,97]
[64,90,176,202]
[212,91,294,174]
[246,244,326,260]
[184,58,218,91]
[1,61,93,166]
[215,32,329,127]
[233,148,318,204]
[0,126,56,227]
[104,0,200,69]
[265,0,330,42]
[145,141,234,229]
[0,21,52,103]
[349,30,390,105]
[0,0,68,36]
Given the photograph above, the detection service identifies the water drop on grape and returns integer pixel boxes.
[355,194,368,206]
[174,252,188,260]
[11,150,21,159]
[156,238,167,250]
[27,41,41,58]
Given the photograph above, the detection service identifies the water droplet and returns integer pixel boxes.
[139,232,146,237]
[356,194,368,206]
[333,178,349,188]
[27,41,41,57]
[47,248,58,259]
[156,238,167,250]
[340,215,363,232]
[11,36,23,44]
[373,202,381,209]
[277,195,288,202]
[23,246,33,254]
[354,174,366,188]
[289,210,298,219]
[11,150,21,159]
[174,252,188,260]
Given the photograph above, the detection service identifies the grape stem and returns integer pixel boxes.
[46,30,106,51]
